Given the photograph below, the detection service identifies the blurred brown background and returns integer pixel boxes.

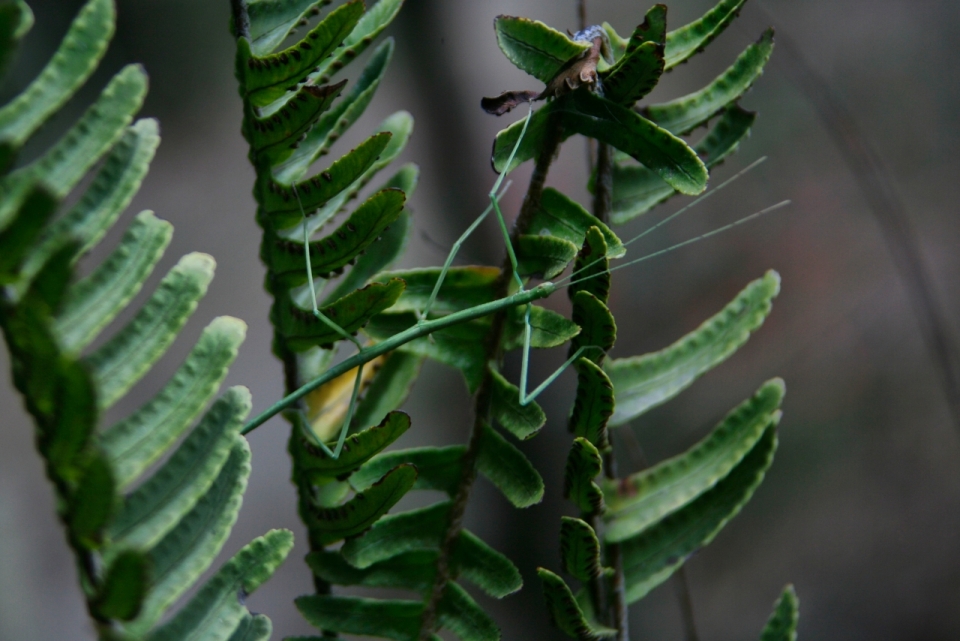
[2,0,959,639]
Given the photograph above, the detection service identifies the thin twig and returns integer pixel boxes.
[749,6,960,436]
[618,426,702,641]
[673,567,701,641]
[419,115,565,640]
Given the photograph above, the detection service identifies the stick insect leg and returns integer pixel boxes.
[518,301,603,406]
[417,181,511,324]
[294,184,365,458]
[419,105,536,323]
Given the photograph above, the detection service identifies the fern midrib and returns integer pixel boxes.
[418,112,565,640]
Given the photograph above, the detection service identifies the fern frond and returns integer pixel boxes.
[482,6,797,639]
[0,1,291,637]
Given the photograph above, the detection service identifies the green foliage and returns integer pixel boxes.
[226,0,796,639]
[481,3,797,639]
[233,2,545,638]
[761,585,800,641]
[604,270,780,426]
[0,1,291,637]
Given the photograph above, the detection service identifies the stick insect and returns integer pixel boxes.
[243,28,789,456]
[243,106,786,450]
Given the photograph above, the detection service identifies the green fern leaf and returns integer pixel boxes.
[568,227,610,304]
[267,189,407,286]
[538,568,617,640]
[610,105,756,223]
[127,442,251,634]
[516,234,579,279]
[351,350,424,430]
[307,549,437,591]
[664,0,749,69]
[92,549,150,622]
[564,437,605,516]
[109,387,252,550]
[0,0,32,81]
[295,595,423,641]
[311,0,405,85]
[494,15,590,84]
[273,38,395,183]
[601,41,664,106]
[645,29,774,135]
[352,445,464,496]
[438,581,500,641]
[502,304,581,351]
[277,278,405,351]
[604,379,784,542]
[84,252,215,409]
[569,358,614,451]
[605,271,780,426]
[305,463,417,545]
[147,529,294,641]
[570,291,616,364]
[620,422,777,603]
[68,451,117,549]
[55,209,172,353]
[453,529,523,598]
[8,63,147,197]
[364,311,489,392]
[100,316,246,487]
[377,266,499,314]
[259,131,392,229]
[761,585,800,641]
[0,0,113,168]
[0,184,56,283]
[476,421,545,507]
[239,0,364,107]
[295,410,411,481]
[342,500,451,568]
[19,118,161,287]
[245,0,327,57]
[559,517,603,583]
[492,91,708,195]
[489,367,547,440]
[246,80,346,169]
[322,163,417,298]
[526,188,625,259]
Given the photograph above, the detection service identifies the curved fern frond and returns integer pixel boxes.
[233,2,531,640]
[0,1,291,637]
[483,7,797,639]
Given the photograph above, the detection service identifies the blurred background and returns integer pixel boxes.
[2,0,960,639]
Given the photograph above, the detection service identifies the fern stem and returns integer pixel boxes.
[229,0,250,40]
[419,114,565,640]
[591,132,630,639]
[593,142,613,225]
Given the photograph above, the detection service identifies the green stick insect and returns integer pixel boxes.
[242,26,789,459]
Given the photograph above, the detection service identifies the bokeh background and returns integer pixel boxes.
[2,0,960,639]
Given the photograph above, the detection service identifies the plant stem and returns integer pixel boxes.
[618,426,702,641]
[593,142,613,224]
[591,137,630,640]
[418,115,565,640]
[673,566,701,641]
[229,0,250,40]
